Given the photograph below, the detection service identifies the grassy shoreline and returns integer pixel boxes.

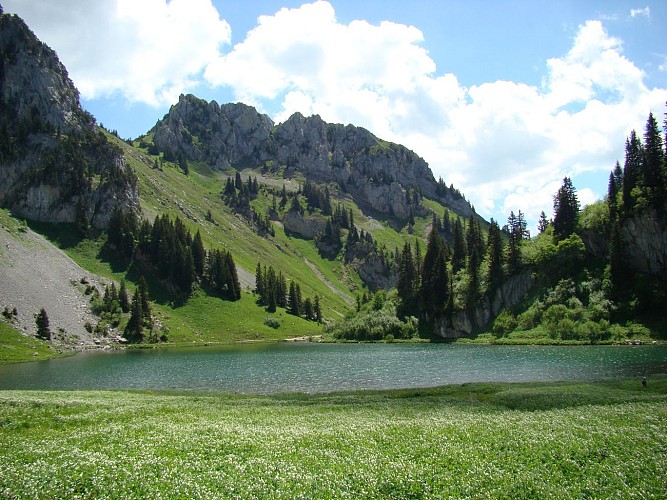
[1,378,665,497]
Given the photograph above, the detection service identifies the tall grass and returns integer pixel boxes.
[1,379,665,497]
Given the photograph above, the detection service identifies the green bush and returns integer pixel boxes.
[264,317,280,329]
[492,309,517,335]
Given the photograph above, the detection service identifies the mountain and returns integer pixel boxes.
[1,8,664,351]
[0,10,139,229]
[148,93,473,221]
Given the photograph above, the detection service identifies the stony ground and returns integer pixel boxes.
[0,222,110,348]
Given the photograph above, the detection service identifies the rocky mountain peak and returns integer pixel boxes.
[0,10,139,228]
[150,94,474,220]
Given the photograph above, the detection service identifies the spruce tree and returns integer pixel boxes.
[396,242,417,315]
[486,219,504,292]
[552,177,579,241]
[451,219,466,273]
[420,224,448,316]
[622,131,642,213]
[119,279,130,313]
[35,308,51,340]
[314,295,322,323]
[537,211,549,233]
[642,111,665,206]
[192,230,205,277]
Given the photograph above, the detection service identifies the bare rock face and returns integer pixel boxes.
[434,271,535,338]
[149,94,474,222]
[152,95,274,169]
[0,11,139,228]
[620,209,667,282]
[282,209,326,239]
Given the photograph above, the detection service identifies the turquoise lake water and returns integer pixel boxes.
[1,343,665,394]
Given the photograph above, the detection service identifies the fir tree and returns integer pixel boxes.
[396,242,417,315]
[314,295,322,323]
[622,131,642,212]
[119,279,130,313]
[35,308,51,340]
[552,177,579,241]
[537,211,549,233]
[642,111,665,206]
[419,224,448,316]
[486,219,504,292]
[192,230,206,277]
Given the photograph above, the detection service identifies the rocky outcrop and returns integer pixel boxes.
[150,94,474,221]
[434,271,535,338]
[0,11,139,228]
[282,209,326,239]
[619,209,667,282]
[344,241,397,291]
[580,208,667,283]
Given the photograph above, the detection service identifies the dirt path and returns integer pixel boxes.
[0,222,109,347]
[303,258,353,306]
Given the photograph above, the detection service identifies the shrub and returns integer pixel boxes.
[492,309,517,335]
[264,317,280,329]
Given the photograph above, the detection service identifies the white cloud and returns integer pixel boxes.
[4,0,231,106]
[630,7,650,18]
[6,0,666,230]
[204,6,666,229]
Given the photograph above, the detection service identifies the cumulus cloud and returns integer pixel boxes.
[203,4,666,227]
[4,0,231,106]
[6,0,666,229]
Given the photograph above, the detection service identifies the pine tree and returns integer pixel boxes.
[486,219,504,292]
[506,211,521,275]
[420,224,448,316]
[137,276,151,320]
[396,242,417,315]
[192,230,205,277]
[552,177,580,241]
[125,292,144,342]
[642,111,665,206]
[119,279,130,313]
[537,211,549,233]
[255,262,265,301]
[35,308,51,340]
[451,218,466,273]
[303,297,314,321]
[622,131,642,212]
[314,295,322,323]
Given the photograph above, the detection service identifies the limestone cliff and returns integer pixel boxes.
[150,94,473,221]
[434,271,535,338]
[619,209,667,282]
[0,11,139,228]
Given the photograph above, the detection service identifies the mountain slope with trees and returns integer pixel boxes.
[1,7,665,353]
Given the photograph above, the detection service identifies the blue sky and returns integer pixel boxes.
[5,0,667,231]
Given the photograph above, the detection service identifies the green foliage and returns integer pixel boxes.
[326,293,418,341]
[0,381,665,497]
[34,308,50,340]
[492,309,517,335]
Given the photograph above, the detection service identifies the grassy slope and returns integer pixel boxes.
[0,321,63,364]
[27,132,454,344]
[0,378,665,497]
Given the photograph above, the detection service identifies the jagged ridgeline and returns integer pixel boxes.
[143,93,473,222]
[0,10,139,229]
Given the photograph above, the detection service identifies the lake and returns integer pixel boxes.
[1,343,665,394]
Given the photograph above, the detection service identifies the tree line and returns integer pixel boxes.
[106,208,240,300]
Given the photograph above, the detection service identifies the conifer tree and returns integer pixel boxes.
[192,230,205,277]
[420,224,448,316]
[119,279,130,313]
[552,177,579,241]
[622,131,642,212]
[537,211,549,233]
[642,111,665,206]
[35,308,51,340]
[486,219,504,292]
[396,242,417,315]
[314,295,322,323]
[451,218,466,273]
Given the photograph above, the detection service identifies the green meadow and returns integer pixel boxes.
[1,379,665,498]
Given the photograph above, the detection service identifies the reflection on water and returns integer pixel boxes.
[0,343,665,394]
